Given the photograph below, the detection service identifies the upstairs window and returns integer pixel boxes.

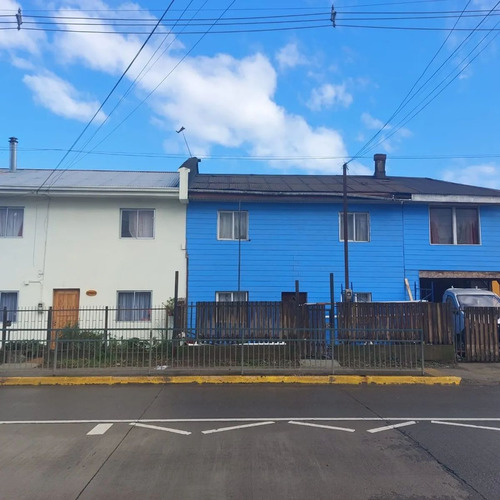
[0,207,24,237]
[0,291,18,322]
[218,211,248,240]
[216,291,249,302]
[117,291,152,321]
[339,212,370,242]
[121,209,154,238]
[430,207,479,245]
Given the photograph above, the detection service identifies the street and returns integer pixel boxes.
[0,384,499,499]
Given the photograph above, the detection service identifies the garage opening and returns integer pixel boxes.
[419,271,500,302]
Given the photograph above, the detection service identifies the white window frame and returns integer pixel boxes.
[0,291,19,322]
[354,292,372,303]
[339,212,370,242]
[120,209,155,239]
[429,206,480,245]
[217,211,249,241]
[0,207,24,238]
[216,291,249,302]
[116,291,152,321]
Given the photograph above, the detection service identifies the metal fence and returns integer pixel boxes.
[0,304,424,374]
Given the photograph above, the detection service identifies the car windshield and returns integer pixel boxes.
[457,294,500,308]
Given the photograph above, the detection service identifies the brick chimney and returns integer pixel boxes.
[373,153,386,178]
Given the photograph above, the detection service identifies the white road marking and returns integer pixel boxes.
[87,423,113,435]
[1,417,500,425]
[367,421,417,433]
[431,421,500,432]
[129,423,191,435]
[289,421,355,432]
[202,421,275,435]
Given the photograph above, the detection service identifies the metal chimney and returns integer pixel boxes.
[373,153,386,178]
[9,137,18,172]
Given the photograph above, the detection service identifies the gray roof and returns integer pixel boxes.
[189,173,500,200]
[0,168,179,191]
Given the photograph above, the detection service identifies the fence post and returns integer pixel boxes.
[1,307,7,350]
[241,328,245,376]
[2,307,7,364]
[52,335,58,374]
[330,274,335,375]
[420,329,425,375]
[46,307,53,345]
[174,271,179,339]
[148,330,153,374]
[104,306,109,344]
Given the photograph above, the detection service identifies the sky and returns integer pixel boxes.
[0,0,499,187]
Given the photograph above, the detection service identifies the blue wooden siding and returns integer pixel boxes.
[187,201,500,304]
[403,204,500,298]
[187,201,407,303]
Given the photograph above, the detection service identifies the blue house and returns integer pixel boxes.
[183,155,500,305]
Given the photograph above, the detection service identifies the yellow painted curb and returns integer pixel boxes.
[0,376,168,386]
[0,375,461,386]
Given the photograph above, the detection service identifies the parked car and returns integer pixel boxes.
[442,287,500,352]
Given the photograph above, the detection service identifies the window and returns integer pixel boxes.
[0,292,18,322]
[339,212,370,242]
[218,211,248,240]
[354,292,372,303]
[216,291,249,302]
[117,291,152,321]
[0,207,23,237]
[120,209,154,238]
[430,207,479,245]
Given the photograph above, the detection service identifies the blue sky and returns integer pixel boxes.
[1,0,499,187]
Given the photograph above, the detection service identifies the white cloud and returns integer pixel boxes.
[307,83,353,111]
[275,42,307,70]
[23,71,106,123]
[49,16,353,174]
[360,112,411,153]
[442,164,500,189]
[361,112,384,130]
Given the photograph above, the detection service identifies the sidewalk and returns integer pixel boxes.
[0,363,498,386]
[425,363,500,385]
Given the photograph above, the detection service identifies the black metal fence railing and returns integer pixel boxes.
[0,303,424,374]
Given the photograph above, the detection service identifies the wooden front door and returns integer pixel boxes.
[51,289,80,348]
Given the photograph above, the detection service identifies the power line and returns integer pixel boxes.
[63,0,202,171]
[37,0,177,191]
[64,0,239,171]
[5,147,500,162]
[345,0,500,165]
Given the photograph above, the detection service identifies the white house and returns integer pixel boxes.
[0,142,190,339]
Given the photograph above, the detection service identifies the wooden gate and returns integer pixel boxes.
[464,307,500,362]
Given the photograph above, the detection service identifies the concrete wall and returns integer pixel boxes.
[0,194,187,308]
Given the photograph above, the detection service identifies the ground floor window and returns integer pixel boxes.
[216,291,249,302]
[354,292,372,302]
[117,291,152,321]
[0,291,18,322]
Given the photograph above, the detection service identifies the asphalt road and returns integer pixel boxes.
[0,384,499,500]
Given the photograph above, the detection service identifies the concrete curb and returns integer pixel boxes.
[0,375,462,386]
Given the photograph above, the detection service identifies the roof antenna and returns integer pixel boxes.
[176,126,192,157]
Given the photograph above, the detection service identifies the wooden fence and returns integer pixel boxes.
[189,301,327,339]
[332,302,453,344]
[464,307,500,362]
[182,301,455,345]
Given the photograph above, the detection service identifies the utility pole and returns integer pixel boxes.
[342,162,351,300]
